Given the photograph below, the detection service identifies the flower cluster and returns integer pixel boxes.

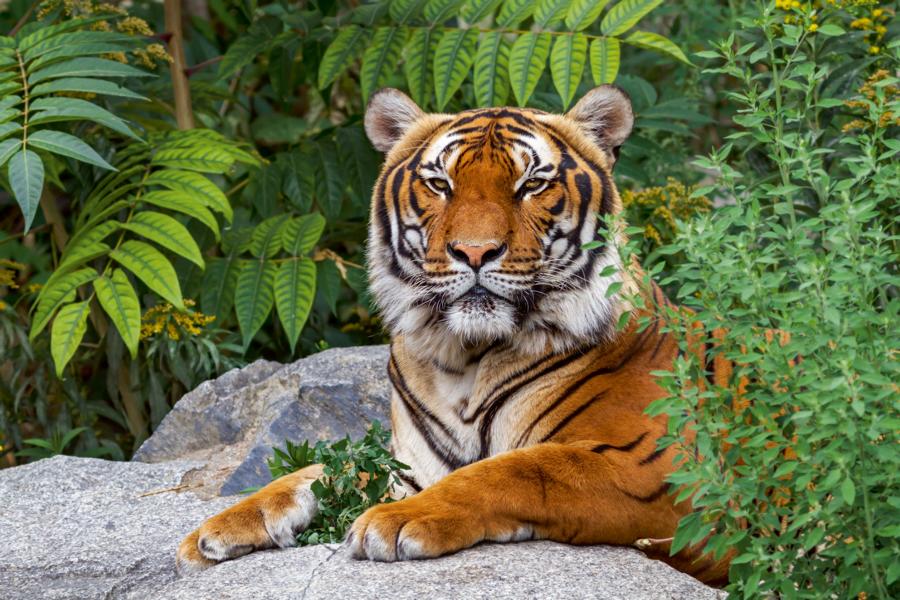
[842,69,900,132]
[621,179,712,247]
[775,0,893,51]
[36,0,171,68]
[140,300,216,341]
[0,260,25,290]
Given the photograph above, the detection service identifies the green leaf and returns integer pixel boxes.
[460,0,503,23]
[282,214,327,256]
[589,37,620,84]
[424,0,465,23]
[840,477,856,505]
[275,258,316,353]
[389,0,429,23]
[28,57,153,84]
[314,139,343,221]
[22,30,133,62]
[534,0,572,27]
[94,269,141,358]
[316,259,341,316]
[121,211,205,267]
[110,240,184,309]
[497,0,535,27]
[360,27,409,102]
[235,259,277,350]
[151,145,234,174]
[509,33,552,107]
[201,255,241,321]
[28,97,139,140]
[0,138,20,168]
[404,28,440,108]
[8,149,44,232]
[433,29,478,110]
[56,240,111,275]
[50,301,91,377]
[217,31,273,80]
[622,31,692,65]
[565,0,612,31]
[140,190,220,241]
[816,23,845,36]
[146,169,232,221]
[550,33,587,110]
[28,130,115,170]
[474,32,512,107]
[28,43,137,71]
[0,122,22,142]
[600,0,661,36]
[30,267,97,340]
[318,26,371,90]
[30,77,146,100]
[249,215,290,258]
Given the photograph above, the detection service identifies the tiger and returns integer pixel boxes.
[176,85,732,585]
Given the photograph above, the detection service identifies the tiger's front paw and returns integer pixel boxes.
[346,496,482,562]
[176,465,322,575]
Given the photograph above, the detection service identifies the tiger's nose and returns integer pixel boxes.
[447,241,507,269]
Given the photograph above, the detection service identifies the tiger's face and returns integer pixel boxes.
[365,87,635,362]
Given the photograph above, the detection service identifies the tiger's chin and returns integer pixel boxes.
[444,291,518,345]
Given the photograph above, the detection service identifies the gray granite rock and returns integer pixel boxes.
[133,346,391,496]
[0,456,725,600]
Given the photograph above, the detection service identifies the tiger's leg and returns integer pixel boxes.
[176,464,324,575]
[347,441,727,582]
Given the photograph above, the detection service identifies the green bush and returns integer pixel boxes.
[264,421,408,545]
[627,2,899,597]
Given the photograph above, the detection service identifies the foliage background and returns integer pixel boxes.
[0,0,896,596]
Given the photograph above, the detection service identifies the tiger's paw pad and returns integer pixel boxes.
[346,500,478,562]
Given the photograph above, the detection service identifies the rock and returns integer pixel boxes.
[133,346,391,496]
[0,456,724,600]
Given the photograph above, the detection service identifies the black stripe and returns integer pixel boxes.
[538,390,609,442]
[622,482,671,503]
[591,431,648,454]
[638,446,666,465]
[397,471,423,493]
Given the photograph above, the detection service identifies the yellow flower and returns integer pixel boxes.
[869,45,880,53]
[0,300,7,311]
[808,23,818,31]
[0,269,18,288]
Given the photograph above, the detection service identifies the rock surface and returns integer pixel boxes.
[133,346,391,496]
[1,456,724,600]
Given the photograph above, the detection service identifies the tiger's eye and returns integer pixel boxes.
[522,178,547,193]
[426,178,450,193]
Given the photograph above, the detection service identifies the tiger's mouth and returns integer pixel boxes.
[443,284,520,343]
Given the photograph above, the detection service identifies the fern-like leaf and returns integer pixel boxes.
[589,37,620,85]
[474,32,512,107]
[509,33,552,107]
[433,29,478,110]
[550,33,587,110]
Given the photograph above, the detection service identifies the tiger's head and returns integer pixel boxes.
[364,86,636,364]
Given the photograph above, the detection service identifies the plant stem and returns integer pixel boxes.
[164,0,196,130]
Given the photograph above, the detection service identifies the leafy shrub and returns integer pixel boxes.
[0,0,697,461]
[625,2,899,597]
[265,421,409,545]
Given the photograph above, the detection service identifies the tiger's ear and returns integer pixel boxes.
[365,88,425,153]
[565,85,634,163]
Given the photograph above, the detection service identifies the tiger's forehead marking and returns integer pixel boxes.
[420,114,557,175]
